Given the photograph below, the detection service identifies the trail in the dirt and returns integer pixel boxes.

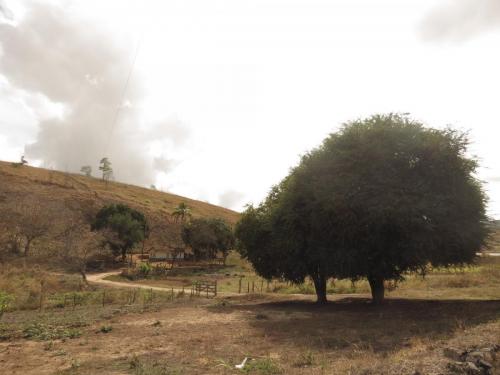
[87,271,239,296]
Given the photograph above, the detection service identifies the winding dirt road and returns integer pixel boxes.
[87,271,238,296]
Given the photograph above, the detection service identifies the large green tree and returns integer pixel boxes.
[182,218,234,262]
[236,114,489,304]
[91,204,149,260]
[236,176,337,304]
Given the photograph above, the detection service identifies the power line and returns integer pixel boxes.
[104,35,143,156]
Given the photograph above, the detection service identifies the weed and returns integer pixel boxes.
[130,357,182,375]
[44,341,55,351]
[242,358,283,374]
[293,351,315,367]
[99,325,113,333]
[23,323,82,341]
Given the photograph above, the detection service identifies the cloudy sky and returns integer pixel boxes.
[0,0,499,217]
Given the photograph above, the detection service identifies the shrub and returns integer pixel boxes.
[0,291,13,318]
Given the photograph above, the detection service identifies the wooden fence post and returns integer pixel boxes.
[39,280,45,312]
[247,282,250,293]
[214,280,217,297]
[238,277,242,294]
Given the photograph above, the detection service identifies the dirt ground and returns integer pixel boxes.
[1,294,499,375]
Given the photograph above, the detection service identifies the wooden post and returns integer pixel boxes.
[238,277,242,294]
[215,280,217,297]
[247,282,250,293]
[73,293,76,311]
[39,280,45,312]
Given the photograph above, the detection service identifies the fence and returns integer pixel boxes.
[32,287,185,313]
[191,280,217,298]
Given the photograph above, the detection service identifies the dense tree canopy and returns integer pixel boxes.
[236,114,489,304]
[182,218,235,263]
[91,204,149,260]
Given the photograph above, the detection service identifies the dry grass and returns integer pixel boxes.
[0,161,239,224]
[1,294,498,374]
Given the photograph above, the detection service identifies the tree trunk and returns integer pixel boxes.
[80,264,89,286]
[368,275,385,304]
[312,274,327,304]
[24,238,32,257]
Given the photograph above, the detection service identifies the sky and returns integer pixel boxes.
[0,0,499,217]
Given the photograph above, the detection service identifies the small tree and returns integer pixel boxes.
[8,199,52,257]
[99,157,113,182]
[171,202,192,223]
[80,165,92,177]
[91,204,149,260]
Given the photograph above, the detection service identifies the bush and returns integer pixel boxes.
[0,291,13,318]
[138,263,152,277]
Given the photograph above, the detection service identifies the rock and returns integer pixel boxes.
[445,347,464,361]
[465,351,485,362]
[464,362,482,375]
[447,361,466,374]
[477,359,492,370]
[447,361,482,375]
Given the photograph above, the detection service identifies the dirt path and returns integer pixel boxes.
[87,271,239,296]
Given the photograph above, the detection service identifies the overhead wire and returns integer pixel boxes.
[103,34,143,157]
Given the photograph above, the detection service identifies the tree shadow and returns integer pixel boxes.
[207,297,500,353]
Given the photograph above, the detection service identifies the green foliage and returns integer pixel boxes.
[99,157,113,181]
[138,262,152,277]
[182,218,235,261]
[171,202,192,223]
[80,165,92,177]
[236,113,489,303]
[242,358,283,374]
[99,325,112,333]
[91,204,149,259]
[23,322,82,340]
[0,291,13,318]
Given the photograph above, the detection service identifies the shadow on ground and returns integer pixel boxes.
[207,297,500,353]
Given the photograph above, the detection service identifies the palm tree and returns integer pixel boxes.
[171,202,192,223]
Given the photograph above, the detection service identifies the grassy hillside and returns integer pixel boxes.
[0,161,239,223]
[0,160,239,262]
